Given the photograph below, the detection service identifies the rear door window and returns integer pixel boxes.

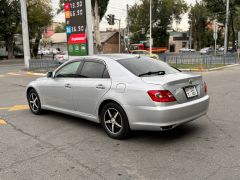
[80,61,107,78]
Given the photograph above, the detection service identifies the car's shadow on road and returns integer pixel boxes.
[130,124,204,142]
[42,111,205,143]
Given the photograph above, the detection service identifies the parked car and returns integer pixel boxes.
[218,46,224,52]
[200,47,213,54]
[54,51,69,64]
[131,50,159,59]
[50,48,60,55]
[38,48,50,55]
[179,48,196,53]
[26,54,210,139]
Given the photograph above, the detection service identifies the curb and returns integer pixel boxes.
[180,64,239,72]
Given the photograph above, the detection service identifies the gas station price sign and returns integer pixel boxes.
[64,0,88,56]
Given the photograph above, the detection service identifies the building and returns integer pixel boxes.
[44,31,124,54]
[42,22,63,39]
[168,32,189,53]
[47,33,67,52]
[96,31,124,53]
[0,34,23,58]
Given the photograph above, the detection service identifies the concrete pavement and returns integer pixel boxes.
[0,63,240,180]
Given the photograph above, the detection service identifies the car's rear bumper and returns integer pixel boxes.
[123,95,210,131]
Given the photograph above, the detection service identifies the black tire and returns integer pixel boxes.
[27,89,43,115]
[100,102,131,139]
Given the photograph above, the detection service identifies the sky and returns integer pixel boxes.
[51,0,197,31]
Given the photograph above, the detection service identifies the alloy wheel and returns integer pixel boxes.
[104,108,123,134]
[29,92,40,112]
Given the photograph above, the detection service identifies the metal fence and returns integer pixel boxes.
[160,53,239,65]
[29,59,60,71]
[29,54,239,71]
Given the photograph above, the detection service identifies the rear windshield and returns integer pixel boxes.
[117,57,179,77]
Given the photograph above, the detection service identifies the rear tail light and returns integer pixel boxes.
[204,82,208,93]
[147,90,176,102]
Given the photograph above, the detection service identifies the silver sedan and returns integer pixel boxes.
[26,54,210,139]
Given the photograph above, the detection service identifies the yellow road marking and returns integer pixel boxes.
[9,105,29,111]
[0,119,7,125]
[0,107,10,110]
[7,73,21,76]
[0,105,29,111]
[26,72,45,76]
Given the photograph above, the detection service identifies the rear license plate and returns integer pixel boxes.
[184,86,198,98]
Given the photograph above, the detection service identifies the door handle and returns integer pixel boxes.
[65,84,71,88]
[96,84,105,89]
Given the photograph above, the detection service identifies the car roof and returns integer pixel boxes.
[89,54,137,61]
[67,54,145,64]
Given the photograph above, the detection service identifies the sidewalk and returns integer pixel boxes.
[0,59,24,65]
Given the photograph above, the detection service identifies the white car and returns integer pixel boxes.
[26,54,209,139]
[49,48,60,55]
[179,48,196,53]
[218,47,224,52]
[54,51,69,64]
[200,47,212,54]
[38,48,50,55]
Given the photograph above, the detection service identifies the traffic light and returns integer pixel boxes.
[106,14,115,25]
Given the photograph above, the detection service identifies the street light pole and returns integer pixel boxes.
[189,20,192,49]
[149,0,152,54]
[119,19,121,53]
[86,0,94,55]
[20,0,30,69]
[224,0,230,55]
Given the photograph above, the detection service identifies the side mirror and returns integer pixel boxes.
[47,72,53,78]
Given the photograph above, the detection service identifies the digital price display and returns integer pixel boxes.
[64,0,88,56]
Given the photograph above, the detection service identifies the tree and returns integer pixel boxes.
[128,0,188,47]
[0,0,52,59]
[27,0,53,57]
[189,2,209,49]
[203,0,240,51]
[0,0,21,59]
[55,23,66,33]
[58,0,110,53]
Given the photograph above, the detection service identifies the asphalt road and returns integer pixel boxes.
[0,63,240,180]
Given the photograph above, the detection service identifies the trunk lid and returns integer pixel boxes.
[142,73,205,104]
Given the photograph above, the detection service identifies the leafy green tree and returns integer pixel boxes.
[55,23,66,33]
[58,0,110,53]
[0,0,21,59]
[0,0,52,59]
[27,0,53,57]
[128,0,188,47]
[203,0,240,51]
[189,2,209,49]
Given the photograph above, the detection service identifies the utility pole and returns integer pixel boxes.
[127,4,130,51]
[119,19,121,53]
[189,20,192,49]
[224,0,230,55]
[149,0,152,54]
[20,0,30,69]
[214,20,218,56]
[86,0,94,55]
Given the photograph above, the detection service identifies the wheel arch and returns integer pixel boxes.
[98,99,127,122]
[26,86,36,97]
[26,86,41,100]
